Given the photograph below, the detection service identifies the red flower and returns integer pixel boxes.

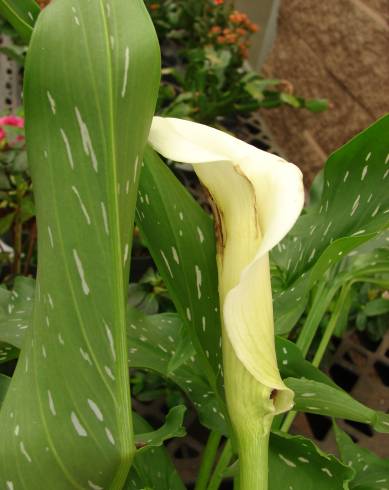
[0,116,24,128]
[214,0,224,5]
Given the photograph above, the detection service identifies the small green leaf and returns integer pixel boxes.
[125,413,186,490]
[364,298,389,317]
[135,405,186,452]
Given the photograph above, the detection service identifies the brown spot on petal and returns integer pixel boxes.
[203,185,226,259]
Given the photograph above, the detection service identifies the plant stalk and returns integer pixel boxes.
[236,430,270,490]
[195,431,222,490]
[207,440,233,490]
[312,283,350,367]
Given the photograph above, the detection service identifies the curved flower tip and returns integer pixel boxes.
[149,117,304,414]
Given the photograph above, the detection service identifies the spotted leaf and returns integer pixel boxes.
[334,423,389,489]
[268,432,354,490]
[0,1,160,488]
[286,378,389,433]
[273,115,389,334]
[137,146,223,394]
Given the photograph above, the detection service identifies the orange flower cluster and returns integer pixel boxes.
[229,10,258,33]
[149,3,160,11]
[208,10,259,58]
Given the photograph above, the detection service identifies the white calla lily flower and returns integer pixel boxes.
[149,116,304,489]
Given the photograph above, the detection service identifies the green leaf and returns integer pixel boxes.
[0,276,34,349]
[0,212,15,236]
[275,337,337,387]
[364,298,389,317]
[138,147,223,392]
[269,431,354,490]
[334,423,389,490]
[127,308,228,435]
[135,404,186,452]
[286,378,389,433]
[0,1,160,488]
[0,374,10,408]
[0,0,39,42]
[303,98,329,113]
[273,115,389,334]
[125,413,186,490]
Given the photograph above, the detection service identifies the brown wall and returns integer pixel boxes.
[259,0,389,186]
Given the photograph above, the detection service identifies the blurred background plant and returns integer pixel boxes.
[0,114,35,282]
[145,0,328,123]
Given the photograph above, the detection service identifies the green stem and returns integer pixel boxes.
[312,283,350,367]
[280,410,296,433]
[207,440,233,490]
[236,430,270,490]
[195,431,222,490]
[296,281,340,357]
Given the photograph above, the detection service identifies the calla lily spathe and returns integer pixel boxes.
[149,117,304,489]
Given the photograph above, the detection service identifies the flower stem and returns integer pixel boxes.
[207,440,233,490]
[195,431,222,490]
[237,429,270,490]
[312,283,350,367]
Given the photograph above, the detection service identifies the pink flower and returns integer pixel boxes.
[0,116,24,128]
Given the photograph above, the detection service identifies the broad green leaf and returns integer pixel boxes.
[0,0,39,42]
[0,373,10,408]
[138,146,223,391]
[125,413,186,490]
[273,115,389,334]
[0,276,34,349]
[269,431,354,490]
[127,308,228,435]
[334,423,389,490]
[135,405,186,452]
[0,1,160,488]
[286,378,389,433]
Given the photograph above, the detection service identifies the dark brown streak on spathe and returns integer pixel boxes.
[202,185,226,261]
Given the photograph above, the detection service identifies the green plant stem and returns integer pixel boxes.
[236,430,270,490]
[12,208,22,275]
[280,410,296,433]
[207,440,233,490]
[195,431,222,490]
[296,281,340,357]
[312,283,350,367]
[282,283,350,433]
